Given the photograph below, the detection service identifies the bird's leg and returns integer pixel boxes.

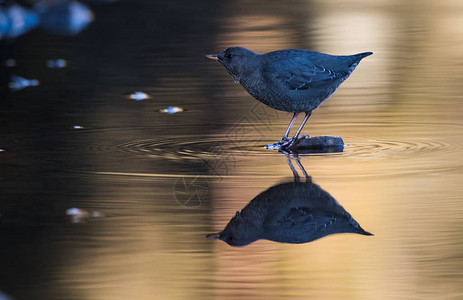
[280,112,299,142]
[285,153,300,182]
[266,112,311,151]
[278,112,311,149]
[294,156,309,182]
[292,112,311,141]
[266,112,298,150]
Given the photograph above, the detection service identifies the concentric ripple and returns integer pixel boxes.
[112,132,461,163]
[344,138,459,159]
[8,124,460,165]
[114,134,271,161]
[3,123,461,179]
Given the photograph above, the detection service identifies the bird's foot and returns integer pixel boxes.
[266,135,309,151]
[281,135,309,149]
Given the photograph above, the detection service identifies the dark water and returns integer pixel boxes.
[1,1,463,299]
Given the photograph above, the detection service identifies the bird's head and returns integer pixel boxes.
[205,47,259,83]
[206,210,260,246]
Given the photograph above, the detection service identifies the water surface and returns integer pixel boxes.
[1,1,463,299]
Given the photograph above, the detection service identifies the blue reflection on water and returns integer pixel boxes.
[0,1,94,40]
[36,0,94,36]
[0,4,39,39]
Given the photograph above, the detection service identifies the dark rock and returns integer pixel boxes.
[296,135,344,150]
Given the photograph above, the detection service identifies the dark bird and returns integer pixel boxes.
[206,47,372,149]
[206,177,372,246]
[206,158,372,246]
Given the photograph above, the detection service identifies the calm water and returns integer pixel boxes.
[1,1,463,299]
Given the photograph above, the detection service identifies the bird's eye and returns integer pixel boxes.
[225,53,233,59]
[228,236,233,241]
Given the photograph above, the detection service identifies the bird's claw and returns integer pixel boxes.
[266,135,309,151]
[280,135,308,149]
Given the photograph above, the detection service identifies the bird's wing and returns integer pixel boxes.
[263,207,350,243]
[276,207,343,232]
[264,58,347,90]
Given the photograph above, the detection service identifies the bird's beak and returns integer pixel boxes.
[205,54,219,61]
[205,232,221,239]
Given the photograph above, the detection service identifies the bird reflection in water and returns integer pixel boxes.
[207,156,372,246]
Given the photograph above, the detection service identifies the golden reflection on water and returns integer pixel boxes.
[204,1,463,299]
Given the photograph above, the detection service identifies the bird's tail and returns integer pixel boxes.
[355,223,374,236]
[348,52,373,72]
[356,52,373,60]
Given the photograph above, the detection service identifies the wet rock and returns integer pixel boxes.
[267,136,344,153]
[296,135,344,150]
